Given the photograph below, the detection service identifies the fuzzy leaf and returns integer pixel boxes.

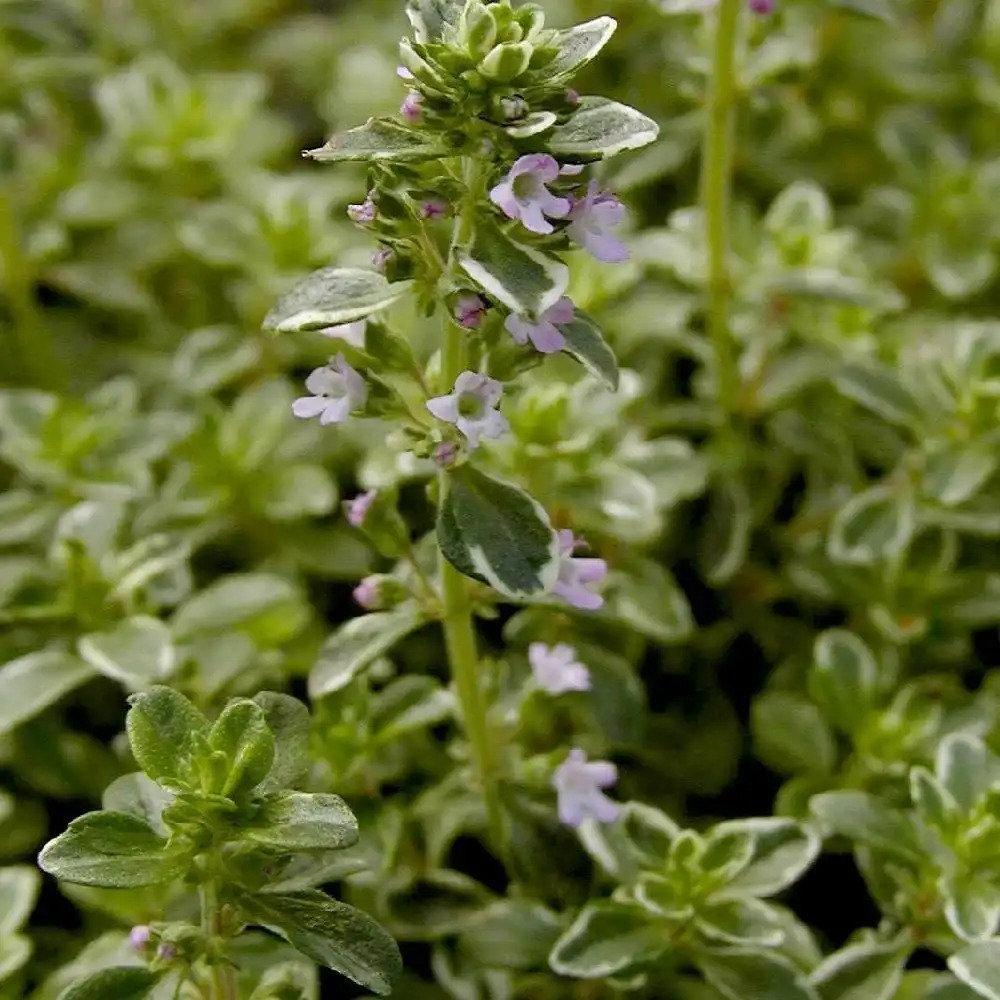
[828,487,916,565]
[208,699,275,798]
[752,691,836,775]
[946,881,1000,943]
[950,941,1000,1000]
[460,222,568,317]
[696,897,787,947]
[936,735,1000,812]
[547,98,659,159]
[305,118,450,162]
[405,0,463,41]
[548,901,667,978]
[923,445,998,507]
[262,268,410,333]
[246,793,359,852]
[810,792,922,862]
[0,866,40,935]
[59,967,162,1000]
[309,605,427,699]
[0,650,96,734]
[438,465,559,599]
[125,686,207,790]
[253,693,311,794]
[809,630,879,735]
[547,16,617,78]
[559,311,619,390]
[78,617,175,691]
[101,773,173,837]
[834,362,926,429]
[237,889,402,996]
[460,900,562,970]
[38,811,183,888]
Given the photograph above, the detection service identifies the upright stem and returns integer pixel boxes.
[699,0,742,420]
[200,880,237,1000]
[436,158,506,858]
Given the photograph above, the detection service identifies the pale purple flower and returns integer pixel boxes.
[401,90,423,122]
[292,354,367,426]
[433,441,458,468]
[529,642,591,694]
[505,297,573,353]
[748,0,774,12]
[318,320,365,348]
[345,489,377,527]
[347,199,376,224]
[453,293,487,329]
[421,198,448,220]
[155,943,176,962]
[426,371,509,449]
[553,530,607,610]
[372,247,393,273]
[552,747,619,827]
[568,180,629,263]
[490,154,571,235]
[566,88,581,106]
[397,65,415,80]
[354,576,381,610]
[129,925,152,951]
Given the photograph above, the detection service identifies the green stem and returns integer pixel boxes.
[699,0,742,420]
[435,157,506,859]
[0,188,62,390]
[199,881,237,1000]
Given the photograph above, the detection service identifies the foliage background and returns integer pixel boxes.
[5,0,1000,997]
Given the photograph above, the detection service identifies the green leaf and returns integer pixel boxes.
[810,792,922,862]
[460,900,562,970]
[405,0,463,41]
[950,941,1000,1000]
[253,693,311,794]
[236,889,402,996]
[38,811,183,888]
[602,558,693,642]
[460,221,569,318]
[546,16,617,78]
[547,98,659,159]
[717,818,821,897]
[828,487,916,565]
[696,949,821,1000]
[910,767,959,833]
[634,873,692,919]
[695,897,787,947]
[834,363,926,429]
[946,882,1000,943]
[548,901,667,978]
[751,691,837,776]
[262,268,410,334]
[101,774,173,837]
[58,967,162,1000]
[309,605,427,699]
[438,465,559,599]
[809,630,879,735]
[78,617,175,691]
[0,866,40,935]
[936,735,1000,812]
[209,699,276,798]
[304,118,450,162]
[809,940,909,1000]
[0,935,32,984]
[171,573,308,646]
[246,793,359,852]
[0,650,96,734]
[559,311,619,390]
[923,445,998,507]
[125,686,207,790]
[826,0,901,22]
[699,477,752,585]
[578,800,679,883]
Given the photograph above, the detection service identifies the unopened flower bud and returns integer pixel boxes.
[433,441,458,468]
[372,247,393,273]
[566,88,581,106]
[353,574,408,610]
[347,199,376,224]
[400,90,423,122]
[453,293,488,329]
[748,0,774,12]
[156,943,176,962]
[344,489,377,527]
[130,925,152,950]
[420,198,448,220]
[500,96,528,121]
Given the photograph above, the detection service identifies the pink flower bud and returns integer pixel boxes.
[129,925,152,950]
[353,576,382,610]
[400,90,423,122]
[453,294,487,329]
[345,489,377,527]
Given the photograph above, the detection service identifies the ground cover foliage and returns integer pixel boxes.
[4,0,1000,998]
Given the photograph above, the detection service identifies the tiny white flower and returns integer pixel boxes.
[292,353,366,426]
[318,319,366,348]
[552,747,620,827]
[529,642,591,694]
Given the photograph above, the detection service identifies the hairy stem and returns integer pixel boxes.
[700,0,742,419]
[435,157,506,860]
[200,881,237,1000]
